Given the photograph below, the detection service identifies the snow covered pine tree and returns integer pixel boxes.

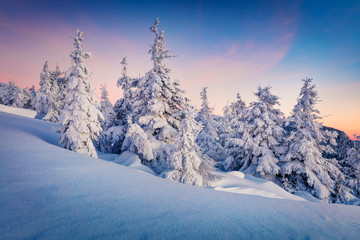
[122,18,215,186]
[35,62,52,119]
[281,78,354,203]
[164,107,215,186]
[4,80,18,107]
[340,134,360,198]
[43,65,62,122]
[60,30,104,158]
[217,93,246,153]
[99,83,115,130]
[222,93,249,171]
[28,85,36,110]
[98,55,136,153]
[114,55,137,126]
[223,86,284,181]
[196,87,224,162]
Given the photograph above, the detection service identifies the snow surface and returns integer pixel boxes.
[1,110,360,239]
[99,151,304,201]
[0,104,36,118]
[209,171,306,201]
[98,151,156,176]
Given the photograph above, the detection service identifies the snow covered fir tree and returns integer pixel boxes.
[34,62,52,119]
[280,78,355,203]
[59,30,104,158]
[223,86,285,181]
[163,107,215,186]
[120,18,215,186]
[196,87,224,163]
[1,18,359,204]
[97,55,137,154]
[99,83,115,130]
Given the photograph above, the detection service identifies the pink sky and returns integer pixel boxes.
[0,10,359,139]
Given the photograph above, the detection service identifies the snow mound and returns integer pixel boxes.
[210,170,306,201]
[99,151,155,175]
[0,104,36,118]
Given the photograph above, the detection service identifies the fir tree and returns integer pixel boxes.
[35,61,52,118]
[121,117,154,161]
[43,67,62,122]
[340,134,360,197]
[229,93,247,121]
[2,80,32,108]
[28,85,36,110]
[122,18,214,185]
[19,87,32,109]
[126,18,188,158]
[281,78,352,202]
[223,86,284,180]
[0,82,8,104]
[98,56,135,154]
[218,104,234,149]
[4,80,19,106]
[99,83,115,130]
[196,87,224,162]
[56,65,68,112]
[114,55,136,126]
[163,108,215,186]
[130,18,187,134]
[60,30,104,158]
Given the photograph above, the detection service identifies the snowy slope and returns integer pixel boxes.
[1,111,360,240]
[0,104,36,118]
[209,171,306,201]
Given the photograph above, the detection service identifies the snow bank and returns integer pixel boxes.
[98,151,156,175]
[210,170,306,201]
[0,104,36,118]
[1,111,360,239]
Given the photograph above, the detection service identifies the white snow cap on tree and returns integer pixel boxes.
[60,30,104,158]
[281,78,352,203]
[196,87,224,162]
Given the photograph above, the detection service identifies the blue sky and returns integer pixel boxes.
[0,0,359,136]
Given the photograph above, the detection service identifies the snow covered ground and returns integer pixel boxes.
[0,104,37,118]
[1,109,360,239]
[102,151,304,201]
